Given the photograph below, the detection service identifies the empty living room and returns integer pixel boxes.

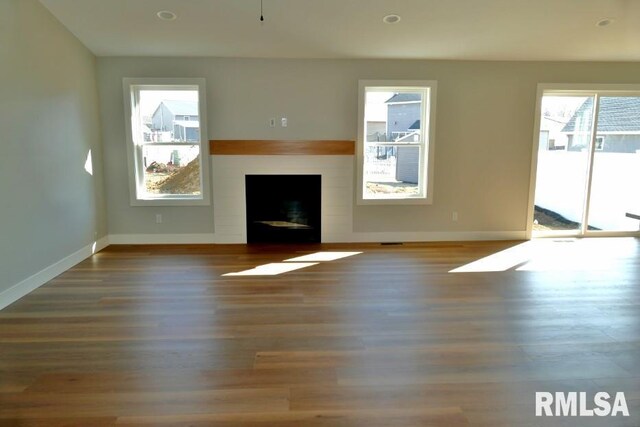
[2,0,640,426]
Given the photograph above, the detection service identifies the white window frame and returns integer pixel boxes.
[357,80,437,205]
[123,78,210,206]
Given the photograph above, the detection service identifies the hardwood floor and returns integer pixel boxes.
[0,239,638,426]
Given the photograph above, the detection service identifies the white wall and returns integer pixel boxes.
[535,151,640,231]
[0,0,107,297]
[97,56,640,241]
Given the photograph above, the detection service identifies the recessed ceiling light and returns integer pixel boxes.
[596,18,614,27]
[156,10,177,21]
[383,14,401,24]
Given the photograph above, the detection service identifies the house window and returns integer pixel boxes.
[357,80,437,204]
[595,136,604,150]
[123,78,210,206]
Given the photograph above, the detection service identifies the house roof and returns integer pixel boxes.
[562,97,640,133]
[409,120,421,130]
[160,100,199,116]
[386,93,421,104]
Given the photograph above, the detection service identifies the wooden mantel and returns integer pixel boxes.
[209,140,355,156]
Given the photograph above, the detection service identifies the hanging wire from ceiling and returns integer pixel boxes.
[260,0,264,22]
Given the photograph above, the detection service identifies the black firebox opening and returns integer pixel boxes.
[245,174,321,243]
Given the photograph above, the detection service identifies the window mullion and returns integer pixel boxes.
[581,94,599,235]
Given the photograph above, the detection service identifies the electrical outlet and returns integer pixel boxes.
[269,118,276,127]
[156,214,162,224]
[281,117,288,127]
[452,211,458,222]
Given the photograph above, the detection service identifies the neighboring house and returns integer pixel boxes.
[366,121,386,141]
[386,93,422,184]
[386,93,422,141]
[151,100,200,142]
[539,116,568,151]
[398,119,421,142]
[562,97,640,153]
[396,146,419,184]
[173,120,200,142]
[142,124,153,142]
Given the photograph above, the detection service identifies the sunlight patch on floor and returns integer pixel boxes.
[224,251,362,276]
[284,251,362,262]
[450,238,638,273]
[449,242,539,273]
[223,262,318,276]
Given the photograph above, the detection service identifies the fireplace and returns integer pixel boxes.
[245,174,321,243]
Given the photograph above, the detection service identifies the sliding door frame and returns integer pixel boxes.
[527,83,640,240]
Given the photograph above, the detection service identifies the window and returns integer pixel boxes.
[357,80,436,204]
[123,78,210,206]
[595,136,604,151]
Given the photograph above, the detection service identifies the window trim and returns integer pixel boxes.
[123,77,210,206]
[356,80,437,205]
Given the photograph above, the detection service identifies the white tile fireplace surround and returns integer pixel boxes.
[211,155,354,243]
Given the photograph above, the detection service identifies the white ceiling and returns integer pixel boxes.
[40,0,640,61]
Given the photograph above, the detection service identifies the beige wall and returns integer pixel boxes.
[0,0,107,293]
[97,57,640,238]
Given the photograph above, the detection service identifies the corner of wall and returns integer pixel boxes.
[0,237,109,311]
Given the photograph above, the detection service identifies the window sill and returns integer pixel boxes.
[130,196,210,207]
[357,197,432,206]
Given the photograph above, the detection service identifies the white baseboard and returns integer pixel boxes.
[342,230,527,243]
[0,236,109,311]
[108,233,216,244]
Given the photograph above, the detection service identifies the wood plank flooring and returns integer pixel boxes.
[0,239,639,426]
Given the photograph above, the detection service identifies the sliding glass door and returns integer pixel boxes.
[531,87,640,237]
[587,96,640,232]
[532,95,593,235]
